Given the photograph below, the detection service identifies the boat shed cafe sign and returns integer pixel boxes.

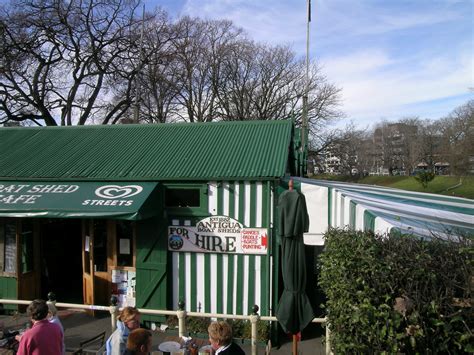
[0,181,158,220]
[168,216,268,255]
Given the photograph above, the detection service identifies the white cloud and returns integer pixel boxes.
[182,0,306,45]
[323,46,472,124]
[175,0,473,126]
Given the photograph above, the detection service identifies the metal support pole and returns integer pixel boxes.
[250,305,260,355]
[110,296,119,332]
[177,300,186,338]
[325,318,331,355]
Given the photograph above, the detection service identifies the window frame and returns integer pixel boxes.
[163,183,209,217]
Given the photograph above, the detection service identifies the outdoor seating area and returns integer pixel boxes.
[0,308,324,354]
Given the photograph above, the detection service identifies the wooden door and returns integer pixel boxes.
[136,218,168,321]
[82,220,95,307]
[91,220,110,307]
[17,220,40,301]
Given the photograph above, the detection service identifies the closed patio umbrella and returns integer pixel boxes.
[276,181,314,354]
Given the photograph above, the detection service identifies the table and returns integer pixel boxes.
[155,335,211,354]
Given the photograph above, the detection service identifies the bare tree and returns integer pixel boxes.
[437,100,474,175]
[130,9,180,124]
[0,0,147,126]
[1,3,343,132]
[170,17,243,122]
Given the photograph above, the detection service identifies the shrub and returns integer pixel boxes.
[319,228,473,354]
[414,171,435,188]
[226,319,269,342]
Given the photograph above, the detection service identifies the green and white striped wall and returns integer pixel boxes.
[293,178,473,244]
[171,181,275,316]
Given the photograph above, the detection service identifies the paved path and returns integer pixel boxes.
[0,310,325,354]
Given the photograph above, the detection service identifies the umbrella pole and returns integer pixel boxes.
[293,334,298,355]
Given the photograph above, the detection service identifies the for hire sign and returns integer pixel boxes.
[168,216,268,255]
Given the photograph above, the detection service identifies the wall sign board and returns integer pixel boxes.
[168,216,268,255]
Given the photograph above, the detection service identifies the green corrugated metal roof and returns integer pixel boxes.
[0,120,294,181]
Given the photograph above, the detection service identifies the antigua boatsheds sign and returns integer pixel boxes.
[0,181,158,219]
[168,216,268,255]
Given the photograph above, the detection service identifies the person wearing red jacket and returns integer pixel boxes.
[16,299,63,355]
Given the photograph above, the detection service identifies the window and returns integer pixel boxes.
[164,184,208,216]
[3,222,17,274]
[165,188,200,207]
[93,220,107,272]
[21,222,33,273]
[116,221,134,267]
[84,222,91,274]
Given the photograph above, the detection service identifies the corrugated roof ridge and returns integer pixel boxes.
[0,119,291,130]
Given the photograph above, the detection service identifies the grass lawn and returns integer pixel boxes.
[313,175,474,199]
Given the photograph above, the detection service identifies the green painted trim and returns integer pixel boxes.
[217,183,224,215]
[247,182,257,313]
[236,255,244,314]
[228,182,235,218]
[190,253,197,312]
[204,253,211,312]
[0,277,17,310]
[247,255,255,314]
[262,182,269,226]
[260,256,268,316]
[216,254,223,314]
[179,254,185,304]
[364,210,376,232]
[239,182,246,225]
[350,201,356,229]
[226,254,235,314]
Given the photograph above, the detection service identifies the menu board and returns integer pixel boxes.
[4,223,16,273]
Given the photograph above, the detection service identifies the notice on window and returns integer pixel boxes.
[119,238,130,255]
[112,269,128,283]
[85,236,90,252]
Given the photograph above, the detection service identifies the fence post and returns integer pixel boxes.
[177,300,186,338]
[250,305,260,355]
[325,317,331,355]
[110,296,119,332]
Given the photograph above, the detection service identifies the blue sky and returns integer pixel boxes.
[146,0,473,128]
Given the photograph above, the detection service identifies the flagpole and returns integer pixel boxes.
[134,4,145,123]
[301,0,311,176]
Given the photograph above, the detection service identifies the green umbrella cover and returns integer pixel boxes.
[276,189,314,334]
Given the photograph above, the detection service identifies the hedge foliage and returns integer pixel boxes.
[319,228,473,354]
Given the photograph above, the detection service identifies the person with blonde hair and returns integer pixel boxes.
[124,328,152,355]
[208,321,245,354]
[47,303,65,355]
[106,307,141,355]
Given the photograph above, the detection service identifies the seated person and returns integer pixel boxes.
[124,328,152,355]
[16,299,63,355]
[106,306,141,355]
[48,303,65,355]
[208,321,245,355]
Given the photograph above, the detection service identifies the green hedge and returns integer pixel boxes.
[319,229,473,354]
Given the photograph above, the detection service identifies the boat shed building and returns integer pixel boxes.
[0,120,306,320]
